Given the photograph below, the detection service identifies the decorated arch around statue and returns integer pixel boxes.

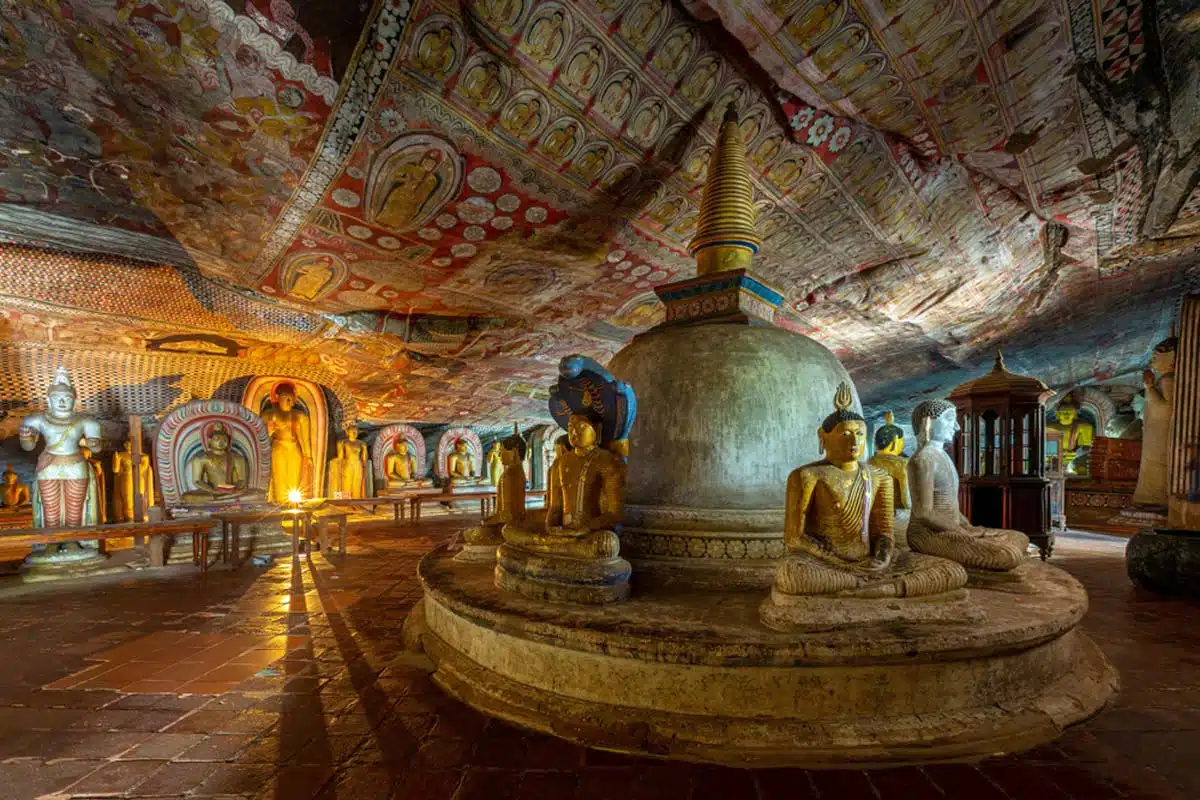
[242,377,329,497]
[156,400,271,506]
[372,423,428,487]
[435,426,482,480]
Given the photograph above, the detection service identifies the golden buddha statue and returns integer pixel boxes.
[80,445,107,524]
[384,438,421,487]
[868,411,910,547]
[1046,393,1095,475]
[460,426,527,562]
[260,382,312,502]
[446,439,479,484]
[497,413,631,603]
[112,440,154,523]
[1132,334,1176,507]
[331,427,368,499]
[1,465,30,510]
[767,385,967,604]
[181,422,259,503]
[907,400,1029,573]
[486,441,503,487]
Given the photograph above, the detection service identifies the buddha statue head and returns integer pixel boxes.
[273,381,297,412]
[46,367,77,420]
[1150,333,1177,375]
[567,413,600,451]
[912,399,957,447]
[501,426,527,467]
[1055,394,1081,426]
[817,383,867,466]
[346,426,359,442]
[207,422,232,454]
[874,411,904,456]
[454,438,469,456]
[3,465,17,486]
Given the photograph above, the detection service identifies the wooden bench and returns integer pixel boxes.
[324,496,411,522]
[210,509,319,565]
[311,509,349,554]
[408,491,497,522]
[0,519,218,571]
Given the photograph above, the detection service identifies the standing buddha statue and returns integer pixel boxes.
[260,382,312,502]
[331,426,369,499]
[80,445,107,525]
[112,439,155,523]
[761,385,967,631]
[486,441,503,487]
[906,400,1029,573]
[19,367,103,531]
[868,411,910,547]
[1131,333,1176,508]
[459,425,527,562]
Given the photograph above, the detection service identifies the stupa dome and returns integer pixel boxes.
[605,105,860,585]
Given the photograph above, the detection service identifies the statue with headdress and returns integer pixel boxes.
[496,356,636,603]
[18,367,104,533]
[760,385,969,631]
[906,399,1029,573]
[869,411,910,547]
[458,424,528,563]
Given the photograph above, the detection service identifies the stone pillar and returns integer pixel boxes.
[1168,295,1200,530]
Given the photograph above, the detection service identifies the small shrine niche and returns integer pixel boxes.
[949,352,1055,558]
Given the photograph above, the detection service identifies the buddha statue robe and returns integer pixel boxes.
[260,384,312,502]
[487,442,503,487]
[1132,336,1176,507]
[771,386,966,600]
[907,400,1028,572]
[330,429,368,499]
[460,430,527,560]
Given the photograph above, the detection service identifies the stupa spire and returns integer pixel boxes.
[688,103,762,276]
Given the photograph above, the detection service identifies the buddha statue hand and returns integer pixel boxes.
[1143,369,1156,388]
[503,523,620,560]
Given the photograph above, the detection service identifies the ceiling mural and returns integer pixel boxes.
[0,0,1198,425]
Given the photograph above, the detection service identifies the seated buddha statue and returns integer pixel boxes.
[181,423,262,504]
[384,438,422,488]
[906,400,1029,572]
[1,465,30,510]
[765,385,967,617]
[497,413,631,603]
[868,411,910,547]
[459,426,527,562]
[446,439,482,485]
[1046,394,1094,475]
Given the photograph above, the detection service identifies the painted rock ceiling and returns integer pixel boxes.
[0,0,1198,425]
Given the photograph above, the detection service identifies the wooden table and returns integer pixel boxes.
[0,519,218,570]
[324,496,410,522]
[408,491,497,522]
[311,510,349,554]
[210,509,316,565]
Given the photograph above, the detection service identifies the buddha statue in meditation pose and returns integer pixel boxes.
[767,385,967,605]
[459,426,527,562]
[1046,394,1094,475]
[384,438,421,488]
[182,423,259,503]
[907,400,1029,572]
[446,439,480,484]
[497,413,631,602]
[1,466,30,510]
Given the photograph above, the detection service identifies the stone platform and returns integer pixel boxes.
[409,544,1116,768]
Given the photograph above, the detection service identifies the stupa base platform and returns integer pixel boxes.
[454,541,500,564]
[495,544,631,604]
[410,544,1116,768]
[759,587,980,632]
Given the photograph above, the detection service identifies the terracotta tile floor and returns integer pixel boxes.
[0,522,1195,799]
